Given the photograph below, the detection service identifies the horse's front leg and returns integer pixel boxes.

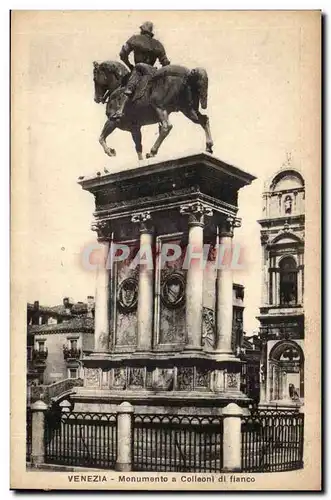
[131,127,143,160]
[146,109,173,159]
[99,119,117,157]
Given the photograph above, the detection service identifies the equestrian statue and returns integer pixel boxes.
[93,21,214,160]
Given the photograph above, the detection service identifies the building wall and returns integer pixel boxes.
[258,167,305,407]
[33,331,93,384]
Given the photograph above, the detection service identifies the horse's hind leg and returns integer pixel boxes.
[131,127,143,160]
[181,108,213,154]
[146,109,173,158]
[198,112,214,154]
[99,119,117,157]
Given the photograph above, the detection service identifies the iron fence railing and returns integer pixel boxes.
[133,414,224,472]
[241,410,304,472]
[44,411,117,469]
[28,407,304,473]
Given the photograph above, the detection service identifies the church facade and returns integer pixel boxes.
[258,166,305,408]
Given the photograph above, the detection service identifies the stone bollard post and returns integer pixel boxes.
[222,402,244,472]
[116,401,134,472]
[31,400,48,466]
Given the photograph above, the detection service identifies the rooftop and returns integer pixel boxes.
[28,317,94,334]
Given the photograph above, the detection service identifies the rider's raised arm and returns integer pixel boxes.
[119,38,134,71]
[158,43,170,67]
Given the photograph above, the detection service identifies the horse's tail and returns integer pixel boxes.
[189,67,208,109]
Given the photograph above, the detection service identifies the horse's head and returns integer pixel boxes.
[93,61,129,104]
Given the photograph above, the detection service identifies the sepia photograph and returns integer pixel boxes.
[10,9,321,491]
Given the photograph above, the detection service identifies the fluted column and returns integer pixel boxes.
[180,202,212,350]
[215,216,241,354]
[92,221,111,352]
[131,211,154,351]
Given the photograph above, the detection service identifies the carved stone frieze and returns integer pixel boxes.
[152,368,174,391]
[112,368,127,389]
[85,368,100,388]
[177,367,194,391]
[101,369,110,389]
[226,372,240,390]
[195,367,210,388]
[202,307,216,349]
[129,367,145,387]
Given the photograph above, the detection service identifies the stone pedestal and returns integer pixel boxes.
[116,402,134,471]
[31,400,48,466]
[75,152,256,414]
[222,402,244,471]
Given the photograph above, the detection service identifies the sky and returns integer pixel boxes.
[12,10,317,333]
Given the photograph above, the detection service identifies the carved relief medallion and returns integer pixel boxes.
[161,272,185,309]
[117,277,138,313]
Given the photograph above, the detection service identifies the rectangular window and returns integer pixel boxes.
[69,368,78,379]
[37,340,45,352]
[70,339,78,350]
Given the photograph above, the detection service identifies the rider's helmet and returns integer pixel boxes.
[140,21,154,36]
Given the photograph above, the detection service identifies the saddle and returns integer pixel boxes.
[132,69,157,102]
[131,64,190,103]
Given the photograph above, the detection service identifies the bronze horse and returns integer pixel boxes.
[93,61,214,160]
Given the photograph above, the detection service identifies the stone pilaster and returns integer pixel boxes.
[131,211,154,351]
[91,221,111,352]
[215,216,241,355]
[180,202,213,350]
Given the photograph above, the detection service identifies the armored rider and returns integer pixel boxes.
[114,21,171,118]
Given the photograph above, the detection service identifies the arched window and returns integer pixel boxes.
[269,341,304,401]
[279,256,297,306]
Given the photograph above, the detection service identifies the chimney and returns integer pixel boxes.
[63,297,73,314]
[87,295,95,318]
[31,301,40,325]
